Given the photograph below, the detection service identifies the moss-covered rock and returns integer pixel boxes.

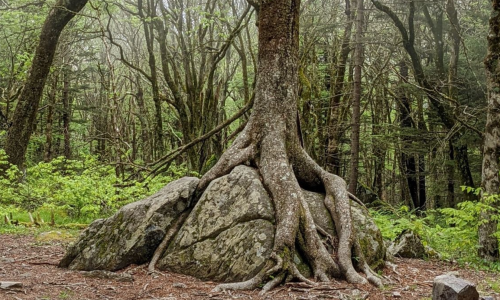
[387,230,426,259]
[59,166,385,282]
[59,177,199,271]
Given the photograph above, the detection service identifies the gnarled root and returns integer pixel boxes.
[294,147,383,285]
[353,239,384,287]
[148,210,190,273]
[202,133,383,293]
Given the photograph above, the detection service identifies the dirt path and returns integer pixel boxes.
[0,233,498,300]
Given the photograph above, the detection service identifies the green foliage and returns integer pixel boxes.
[0,150,191,224]
[371,199,500,271]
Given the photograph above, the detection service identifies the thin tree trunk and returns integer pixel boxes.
[62,70,71,159]
[348,0,364,194]
[397,61,419,209]
[44,75,58,162]
[325,0,353,174]
[446,141,455,207]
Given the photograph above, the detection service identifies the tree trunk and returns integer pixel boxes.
[62,70,72,160]
[3,0,88,169]
[397,61,419,209]
[446,141,456,207]
[44,74,58,162]
[348,0,364,194]
[478,0,500,262]
[135,78,152,163]
[196,0,382,291]
[325,0,353,174]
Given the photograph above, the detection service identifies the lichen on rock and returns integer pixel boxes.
[59,177,199,270]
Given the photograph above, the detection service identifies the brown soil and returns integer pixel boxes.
[0,233,498,300]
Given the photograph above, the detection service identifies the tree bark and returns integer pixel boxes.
[478,0,500,262]
[397,61,419,209]
[44,74,58,162]
[348,0,364,194]
[3,0,88,168]
[138,0,164,158]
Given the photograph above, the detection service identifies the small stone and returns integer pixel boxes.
[392,291,402,298]
[432,274,479,300]
[172,283,187,289]
[480,297,496,300]
[81,270,134,282]
[0,282,23,289]
[388,230,426,258]
[0,257,15,263]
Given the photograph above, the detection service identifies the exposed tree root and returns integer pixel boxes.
[261,272,286,294]
[198,126,383,293]
[148,211,190,273]
[212,262,270,292]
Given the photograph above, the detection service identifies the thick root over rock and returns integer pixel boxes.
[196,135,383,293]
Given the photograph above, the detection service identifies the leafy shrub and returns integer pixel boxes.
[0,150,195,223]
[371,199,500,271]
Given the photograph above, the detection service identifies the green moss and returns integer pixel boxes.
[36,230,74,242]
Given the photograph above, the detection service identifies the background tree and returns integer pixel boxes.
[3,0,88,169]
[478,0,500,262]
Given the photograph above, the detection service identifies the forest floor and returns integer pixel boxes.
[0,233,499,300]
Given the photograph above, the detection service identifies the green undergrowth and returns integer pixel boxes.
[0,150,196,233]
[370,198,500,272]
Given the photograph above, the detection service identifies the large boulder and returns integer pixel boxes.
[59,177,199,270]
[60,165,386,283]
[158,166,385,281]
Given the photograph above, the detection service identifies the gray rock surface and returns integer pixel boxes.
[388,230,426,258]
[59,177,199,270]
[432,274,479,300]
[157,166,275,282]
[159,166,385,281]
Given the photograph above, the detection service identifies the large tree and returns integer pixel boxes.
[3,0,88,168]
[198,0,381,291]
[478,0,500,262]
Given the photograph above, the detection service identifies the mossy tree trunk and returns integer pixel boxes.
[479,0,500,262]
[3,0,88,168]
[197,0,382,292]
